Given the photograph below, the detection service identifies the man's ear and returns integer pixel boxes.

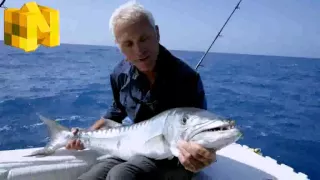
[155,25,160,42]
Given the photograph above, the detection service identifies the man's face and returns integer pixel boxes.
[114,16,160,72]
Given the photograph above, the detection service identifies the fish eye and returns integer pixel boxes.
[181,117,187,125]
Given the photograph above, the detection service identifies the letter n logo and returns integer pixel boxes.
[4,1,60,52]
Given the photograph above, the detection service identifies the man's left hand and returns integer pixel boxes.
[177,140,216,172]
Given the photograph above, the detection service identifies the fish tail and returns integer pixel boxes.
[24,113,71,157]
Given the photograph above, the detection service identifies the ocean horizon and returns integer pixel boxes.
[0,42,319,179]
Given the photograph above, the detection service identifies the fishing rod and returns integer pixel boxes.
[195,0,243,70]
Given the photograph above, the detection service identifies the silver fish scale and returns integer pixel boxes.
[74,116,169,160]
[79,119,152,139]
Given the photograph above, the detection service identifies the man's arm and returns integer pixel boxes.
[184,72,207,110]
[90,73,127,130]
[89,118,106,131]
[89,101,126,130]
[193,73,207,110]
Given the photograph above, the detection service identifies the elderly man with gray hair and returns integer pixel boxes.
[66,1,216,180]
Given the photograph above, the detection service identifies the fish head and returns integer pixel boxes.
[163,108,242,155]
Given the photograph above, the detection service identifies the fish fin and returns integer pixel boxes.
[102,118,122,128]
[25,113,71,157]
[142,135,173,160]
[144,135,167,148]
[37,113,70,135]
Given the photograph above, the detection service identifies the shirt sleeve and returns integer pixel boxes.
[102,74,127,123]
[193,73,208,110]
[180,72,207,110]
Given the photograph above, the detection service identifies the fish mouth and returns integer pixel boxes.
[189,121,237,140]
[201,124,235,132]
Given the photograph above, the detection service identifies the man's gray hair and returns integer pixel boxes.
[109,1,156,37]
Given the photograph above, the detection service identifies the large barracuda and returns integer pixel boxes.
[26,107,242,161]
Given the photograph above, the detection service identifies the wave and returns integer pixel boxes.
[0,115,85,133]
[0,125,11,132]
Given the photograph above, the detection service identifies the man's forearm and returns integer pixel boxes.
[89,118,105,131]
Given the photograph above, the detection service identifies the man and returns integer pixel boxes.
[67,1,216,180]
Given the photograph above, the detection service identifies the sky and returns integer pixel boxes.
[0,0,319,58]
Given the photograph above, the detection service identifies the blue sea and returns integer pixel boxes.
[0,42,319,179]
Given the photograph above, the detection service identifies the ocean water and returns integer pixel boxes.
[0,42,319,179]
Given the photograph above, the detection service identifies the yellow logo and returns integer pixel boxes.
[3,1,60,52]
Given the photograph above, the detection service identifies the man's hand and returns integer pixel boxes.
[65,128,84,150]
[177,140,216,172]
[65,139,84,150]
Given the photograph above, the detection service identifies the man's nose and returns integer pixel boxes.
[133,43,146,55]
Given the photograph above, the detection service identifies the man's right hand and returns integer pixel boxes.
[66,139,84,150]
[65,118,106,150]
[65,128,84,150]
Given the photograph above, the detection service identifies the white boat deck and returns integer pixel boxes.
[0,143,309,180]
